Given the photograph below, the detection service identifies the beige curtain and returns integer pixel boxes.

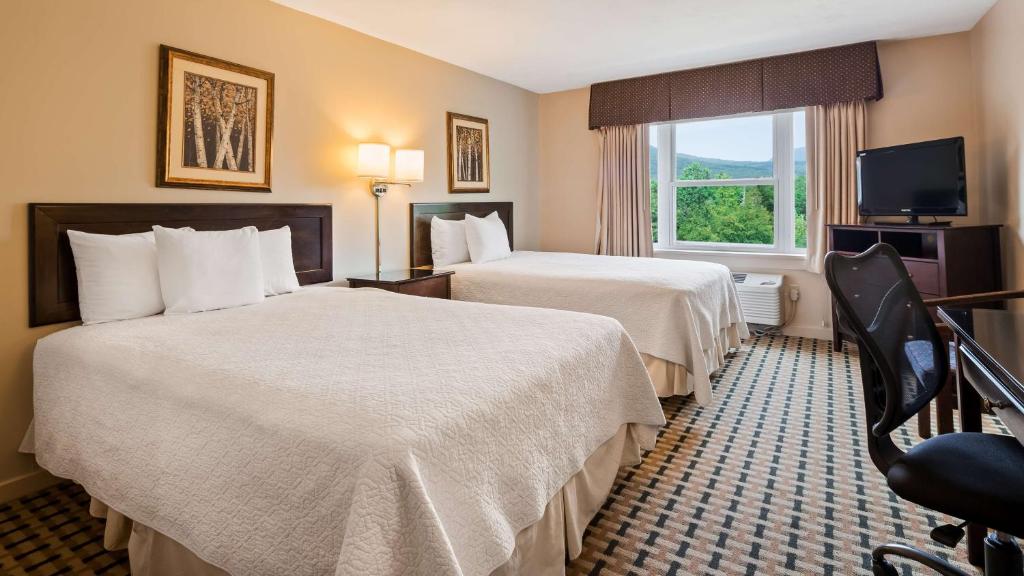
[805,100,867,273]
[596,124,654,257]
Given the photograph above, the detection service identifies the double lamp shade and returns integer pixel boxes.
[357,143,424,182]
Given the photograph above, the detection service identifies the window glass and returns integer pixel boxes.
[675,115,774,179]
[676,185,775,245]
[793,110,807,248]
[652,110,807,253]
[650,127,658,243]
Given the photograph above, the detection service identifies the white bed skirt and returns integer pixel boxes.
[642,323,743,401]
[81,423,644,576]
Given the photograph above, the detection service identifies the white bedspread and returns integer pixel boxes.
[33,288,665,576]
[446,251,748,405]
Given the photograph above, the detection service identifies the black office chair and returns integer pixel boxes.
[825,243,1024,576]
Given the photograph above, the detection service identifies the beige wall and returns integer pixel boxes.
[536,33,983,337]
[538,88,600,253]
[868,33,982,225]
[0,0,539,499]
[970,0,1024,290]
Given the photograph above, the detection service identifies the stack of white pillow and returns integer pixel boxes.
[430,211,512,267]
[67,225,300,325]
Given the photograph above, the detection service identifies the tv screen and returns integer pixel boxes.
[857,137,966,219]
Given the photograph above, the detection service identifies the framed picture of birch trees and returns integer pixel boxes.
[157,45,274,192]
[446,112,490,193]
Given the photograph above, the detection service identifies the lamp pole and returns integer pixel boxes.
[372,181,387,277]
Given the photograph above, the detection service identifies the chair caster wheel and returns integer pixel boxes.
[872,559,900,576]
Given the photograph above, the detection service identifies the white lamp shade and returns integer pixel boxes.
[394,149,424,182]
[357,143,390,178]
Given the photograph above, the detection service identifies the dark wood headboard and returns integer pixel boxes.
[409,202,513,268]
[29,203,333,327]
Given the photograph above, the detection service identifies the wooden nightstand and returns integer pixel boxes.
[346,269,454,300]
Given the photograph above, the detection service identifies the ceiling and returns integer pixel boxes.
[273,0,997,93]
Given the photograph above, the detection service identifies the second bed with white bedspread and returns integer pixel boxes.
[446,251,748,405]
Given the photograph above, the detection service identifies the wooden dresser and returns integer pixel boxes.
[828,224,1002,351]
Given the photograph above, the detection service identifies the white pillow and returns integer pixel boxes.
[67,229,167,325]
[465,211,512,264]
[431,217,470,267]
[154,226,265,314]
[259,226,300,296]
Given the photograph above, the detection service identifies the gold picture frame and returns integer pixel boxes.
[157,45,274,192]
[446,112,490,193]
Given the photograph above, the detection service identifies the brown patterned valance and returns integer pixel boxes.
[587,73,672,128]
[589,42,882,129]
[668,59,763,121]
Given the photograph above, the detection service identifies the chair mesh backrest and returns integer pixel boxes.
[825,244,947,436]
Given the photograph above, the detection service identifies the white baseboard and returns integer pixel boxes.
[781,324,833,340]
[0,468,61,504]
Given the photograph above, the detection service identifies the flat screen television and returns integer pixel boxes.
[856,136,966,224]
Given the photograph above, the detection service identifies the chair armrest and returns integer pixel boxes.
[923,289,1024,308]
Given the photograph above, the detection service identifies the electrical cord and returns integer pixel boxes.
[750,292,798,337]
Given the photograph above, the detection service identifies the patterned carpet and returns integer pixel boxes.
[0,483,128,575]
[0,335,1005,575]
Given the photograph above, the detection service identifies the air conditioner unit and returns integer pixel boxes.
[732,272,785,326]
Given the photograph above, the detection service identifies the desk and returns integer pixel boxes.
[936,306,1024,565]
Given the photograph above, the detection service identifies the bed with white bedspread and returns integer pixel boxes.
[445,251,748,405]
[32,287,666,576]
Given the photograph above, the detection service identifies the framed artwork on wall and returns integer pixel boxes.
[446,112,490,193]
[157,45,274,192]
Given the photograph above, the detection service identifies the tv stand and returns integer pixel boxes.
[828,223,1002,352]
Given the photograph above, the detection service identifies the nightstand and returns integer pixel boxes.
[346,269,454,300]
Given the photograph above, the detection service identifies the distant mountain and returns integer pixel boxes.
[651,147,806,179]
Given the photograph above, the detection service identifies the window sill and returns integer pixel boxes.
[654,248,811,272]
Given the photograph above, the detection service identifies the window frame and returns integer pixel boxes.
[652,109,805,255]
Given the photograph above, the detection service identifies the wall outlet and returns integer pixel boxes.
[789,285,801,302]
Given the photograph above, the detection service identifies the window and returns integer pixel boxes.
[651,109,807,253]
